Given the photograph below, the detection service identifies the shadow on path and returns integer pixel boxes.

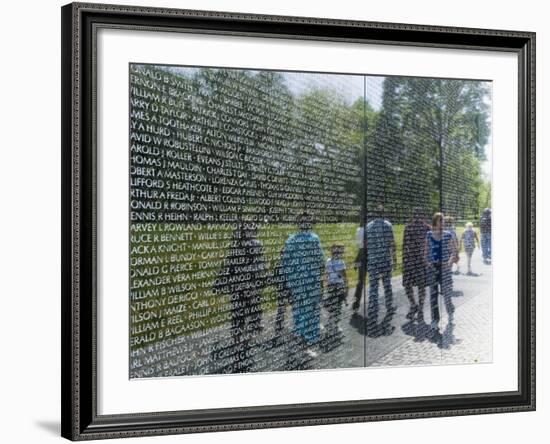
[401,320,440,345]
[439,322,462,350]
[349,312,396,338]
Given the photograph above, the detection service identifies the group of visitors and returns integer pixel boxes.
[398,210,457,332]
[214,213,346,359]
[214,206,491,359]
[354,206,491,335]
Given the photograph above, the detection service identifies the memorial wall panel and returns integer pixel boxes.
[128,64,493,378]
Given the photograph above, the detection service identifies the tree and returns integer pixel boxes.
[368,77,491,223]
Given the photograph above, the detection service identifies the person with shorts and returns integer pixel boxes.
[460,222,480,275]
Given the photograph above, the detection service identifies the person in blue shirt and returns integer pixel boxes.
[282,212,325,359]
[365,205,397,330]
[424,212,456,333]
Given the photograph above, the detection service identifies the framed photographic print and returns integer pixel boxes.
[61,2,535,440]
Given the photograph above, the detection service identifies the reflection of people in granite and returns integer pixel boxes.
[424,212,456,334]
[445,216,460,275]
[214,221,269,345]
[460,222,480,275]
[480,208,492,264]
[402,208,430,323]
[282,212,325,359]
[365,204,397,330]
[352,223,367,313]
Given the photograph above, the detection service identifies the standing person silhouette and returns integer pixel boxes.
[460,222,480,275]
[281,212,325,359]
[402,208,430,323]
[480,208,492,264]
[352,223,367,314]
[365,204,397,332]
[424,212,456,334]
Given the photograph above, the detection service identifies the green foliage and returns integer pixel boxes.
[478,181,492,218]
[367,77,491,222]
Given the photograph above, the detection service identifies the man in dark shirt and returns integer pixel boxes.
[402,208,430,323]
[480,208,492,264]
[365,205,397,328]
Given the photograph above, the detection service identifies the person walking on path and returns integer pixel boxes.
[424,212,456,333]
[480,208,492,264]
[402,208,430,323]
[282,212,325,359]
[460,222,480,275]
[365,205,397,331]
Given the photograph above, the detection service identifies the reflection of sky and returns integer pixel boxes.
[159,65,197,78]
[157,65,368,106]
[481,89,493,180]
[157,65,380,108]
[366,76,384,111]
[282,72,364,107]
[281,72,382,111]
[481,151,491,179]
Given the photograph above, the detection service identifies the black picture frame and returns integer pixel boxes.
[61,2,536,440]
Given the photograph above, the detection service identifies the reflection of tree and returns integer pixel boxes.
[292,89,363,223]
[369,77,491,223]
[130,66,491,226]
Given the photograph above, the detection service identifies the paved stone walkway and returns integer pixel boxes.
[370,251,492,368]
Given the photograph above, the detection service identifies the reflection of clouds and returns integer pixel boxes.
[314,142,326,156]
[157,65,197,78]
[157,65,367,106]
[481,155,492,180]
